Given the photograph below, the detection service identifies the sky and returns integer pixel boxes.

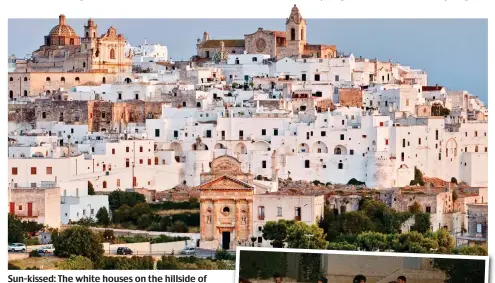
[8,18,488,105]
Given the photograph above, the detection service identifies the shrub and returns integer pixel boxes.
[29,250,41,258]
[347,178,365,186]
[96,207,110,226]
[58,255,94,270]
[8,263,21,270]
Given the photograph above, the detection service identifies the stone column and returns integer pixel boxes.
[212,199,218,241]
[248,199,253,240]
[235,199,240,241]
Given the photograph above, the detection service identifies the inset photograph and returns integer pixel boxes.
[236,247,488,283]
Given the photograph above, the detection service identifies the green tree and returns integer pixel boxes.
[88,181,95,195]
[340,211,374,235]
[450,177,458,184]
[171,220,188,233]
[102,229,115,243]
[390,231,438,254]
[8,214,26,243]
[22,220,44,236]
[137,214,151,229]
[262,220,294,248]
[347,178,365,186]
[58,255,94,270]
[108,190,146,211]
[286,221,328,249]
[356,232,389,251]
[113,204,132,223]
[410,213,431,234]
[96,207,110,226]
[327,241,357,251]
[433,258,485,283]
[410,167,425,186]
[452,245,487,256]
[238,250,288,279]
[130,203,152,222]
[452,190,458,202]
[433,228,455,253]
[52,226,104,262]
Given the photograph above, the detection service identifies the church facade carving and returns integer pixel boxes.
[199,155,254,250]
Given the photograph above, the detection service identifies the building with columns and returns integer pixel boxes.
[199,155,254,250]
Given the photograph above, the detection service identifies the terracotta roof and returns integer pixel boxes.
[201,40,245,48]
[304,44,337,51]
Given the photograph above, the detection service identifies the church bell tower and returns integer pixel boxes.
[285,4,307,57]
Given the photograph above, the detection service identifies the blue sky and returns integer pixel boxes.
[9,18,488,104]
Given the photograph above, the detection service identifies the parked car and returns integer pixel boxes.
[8,243,26,252]
[37,245,55,254]
[180,247,196,255]
[116,247,133,255]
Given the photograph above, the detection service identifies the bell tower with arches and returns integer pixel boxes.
[285,4,307,57]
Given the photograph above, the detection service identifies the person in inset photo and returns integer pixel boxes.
[397,276,407,283]
[317,276,328,283]
[273,273,282,283]
[353,274,366,283]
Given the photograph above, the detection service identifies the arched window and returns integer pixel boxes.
[70,38,74,45]
[102,181,107,189]
[24,77,28,81]
[334,147,342,155]
[102,77,106,84]
[9,90,13,100]
[83,62,86,68]
[46,77,51,82]
[117,179,120,186]
[61,77,65,83]
[75,77,80,83]
[23,90,27,96]
[9,77,13,81]
[110,48,115,59]
[338,162,343,169]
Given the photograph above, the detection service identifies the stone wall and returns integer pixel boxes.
[339,88,363,107]
[88,100,113,132]
[9,100,89,125]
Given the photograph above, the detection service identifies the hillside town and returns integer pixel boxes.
[7,6,488,269]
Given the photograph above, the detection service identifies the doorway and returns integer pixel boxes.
[222,231,230,250]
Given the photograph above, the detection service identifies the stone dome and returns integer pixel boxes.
[49,15,78,37]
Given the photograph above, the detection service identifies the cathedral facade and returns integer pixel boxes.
[9,15,133,99]
[195,5,337,61]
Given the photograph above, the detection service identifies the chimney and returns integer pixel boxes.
[59,14,66,25]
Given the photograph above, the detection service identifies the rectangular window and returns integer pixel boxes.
[350,149,354,155]
[258,206,265,220]
[302,74,306,81]
[31,167,37,175]
[295,207,301,221]
[402,139,406,148]
[401,152,404,162]
[206,130,211,138]
[340,134,344,140]
[126,159,130,168]
[46,167,52,175]
[314,74,320,81]
[418,138,422,145]
[477,223,482,233]
[262,161,266,168]
[174,130,179,138]
[386,139,389,145]
[126,147,130,153]
[380,122,384,127]
[12,167,18,175]
[321,131,326,137]
[426,206,431,213]
[435,130,439,140]
[305,160,310,168]
[112,148,116,155]
[335,75,339,81]
[239,130,244,140]
[155,129,160,137]
[273,129,279,136]
[277,207,282,217]
[148,159,151,165]
[139,159,143,164]
[262,129,266,136]
[140,146,143,153]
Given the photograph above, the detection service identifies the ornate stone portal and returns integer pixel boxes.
[199,155,254,250]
